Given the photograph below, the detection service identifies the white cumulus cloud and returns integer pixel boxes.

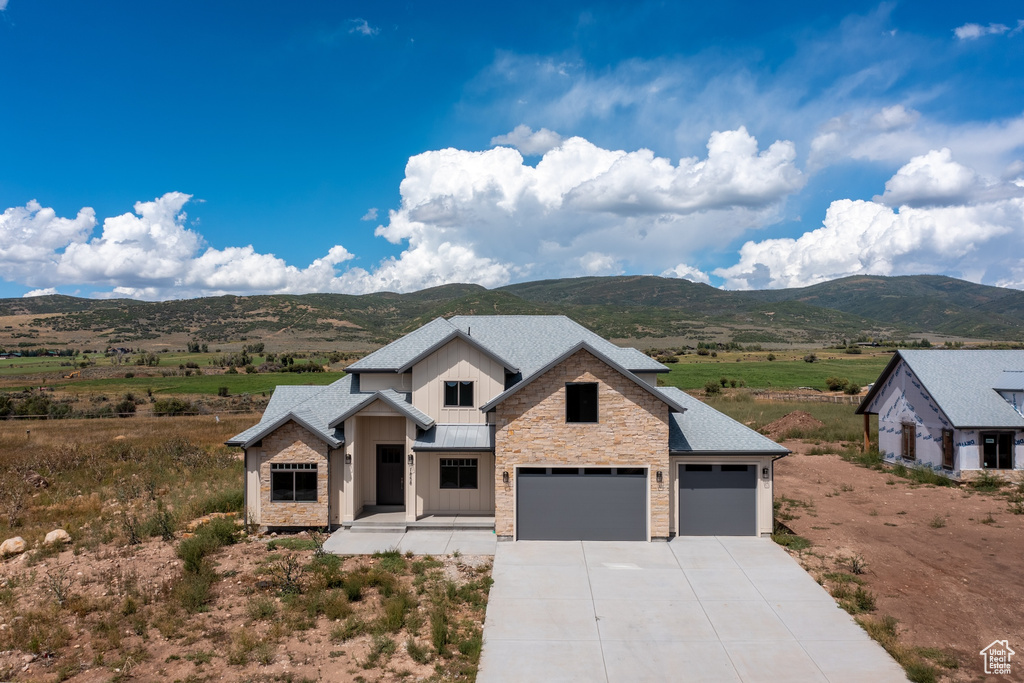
[714,194,1024,290]
[490,125,564,156]
[0,130,804,298]
[954,22,1010,40]
[371,128,802,290]
[361,207,378,221]
[661,263,711,284]
[877,148,980,207]
[23,288,57,297]
[348,18,378,36]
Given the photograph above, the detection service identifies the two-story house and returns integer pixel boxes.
[227,315,788,540]
[857,349,1024,481]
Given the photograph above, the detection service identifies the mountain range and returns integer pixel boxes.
[1,274,1022,351]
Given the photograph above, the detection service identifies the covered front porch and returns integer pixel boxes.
[342,507,495,533]
[334,396,496,526]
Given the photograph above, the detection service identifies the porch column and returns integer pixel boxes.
[343,417,357,522]
[405,420,417,522]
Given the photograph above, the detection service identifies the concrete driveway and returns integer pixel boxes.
[478,537,906,683]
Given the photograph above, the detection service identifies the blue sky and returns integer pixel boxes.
[2,1,1023,299]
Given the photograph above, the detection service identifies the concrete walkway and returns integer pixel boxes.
[323,528,497,556]
[478,537,906,683]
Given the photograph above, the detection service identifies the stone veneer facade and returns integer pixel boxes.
[493,349,670,539]
[257,422,330,527]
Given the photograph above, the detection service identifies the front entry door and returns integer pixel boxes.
[376,445,404,505]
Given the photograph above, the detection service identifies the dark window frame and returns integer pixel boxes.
[440,457,478,489]
[270,462,318,503]
[443,380,474,408]
[941,429,955,470]
[566,382,599,423]
[901,422,916,462]
[980,431,1014,470]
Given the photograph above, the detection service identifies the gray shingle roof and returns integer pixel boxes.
[448,315,665,376]
[659,387,789,455]
[346,315,665,376]
[480,339,688,414]
[413,424,495,451]
[858,350,1024,428]
[225,374,434,447]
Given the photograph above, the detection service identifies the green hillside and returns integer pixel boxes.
[2,274,1022,352]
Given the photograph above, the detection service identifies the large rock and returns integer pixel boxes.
[44,529,71,546]
[25,471,48,488]
[0,537,26,557]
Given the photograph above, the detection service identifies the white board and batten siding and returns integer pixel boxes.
[354,409,407,507]
[359,372,412,392]
[415,452,495,516]
[412,338,506,423]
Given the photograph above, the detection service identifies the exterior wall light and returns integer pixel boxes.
[344,453,352,465]
[656,470,663,483]
[502,471,509,484]
[408,454,414,466]
[762,466,770,480]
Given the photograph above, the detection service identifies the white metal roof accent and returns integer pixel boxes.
[413,424,495,451]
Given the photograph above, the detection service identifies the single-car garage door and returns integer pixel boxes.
[678,464,756,536]
[517,467,647,541]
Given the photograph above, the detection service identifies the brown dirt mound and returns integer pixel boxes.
[762,410,825,439]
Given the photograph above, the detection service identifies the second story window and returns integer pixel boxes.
[566,382,598,423]
[444,380,474,408]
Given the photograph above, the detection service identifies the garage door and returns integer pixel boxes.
[678,464,756,536]
[517,467,647,541]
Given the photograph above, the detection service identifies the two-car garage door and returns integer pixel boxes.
[516,467,647,541]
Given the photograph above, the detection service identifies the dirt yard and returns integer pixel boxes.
[0,531,491,682]
[775,445,1024,682]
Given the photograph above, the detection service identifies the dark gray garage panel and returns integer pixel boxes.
[517,469,647,541]
[678,464,756,536]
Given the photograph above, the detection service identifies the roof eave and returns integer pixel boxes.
[396,328,519,374]
[327,391,435,430]
[480,340,688,414]
[670,448,790,457]
[227,411,341,450]
[855,350,903,415]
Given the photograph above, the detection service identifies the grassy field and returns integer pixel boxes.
[0,414,251,546]
[706,395,874,443]
[658,352,891,391]
[59,371,346,397]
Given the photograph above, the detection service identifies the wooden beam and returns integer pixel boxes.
[863,413,871,452]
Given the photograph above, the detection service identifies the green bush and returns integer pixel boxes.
[189,490,244,517]
[704,381,721,396]
[152,397,195,416]
[825,376,849,391]
[372,548,407,573]
[173,564,216,613]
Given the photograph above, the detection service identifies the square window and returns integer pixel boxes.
[566,382,598,423]
[270,462,318,502]
[444,381,474,408]
[440,458,478,489]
